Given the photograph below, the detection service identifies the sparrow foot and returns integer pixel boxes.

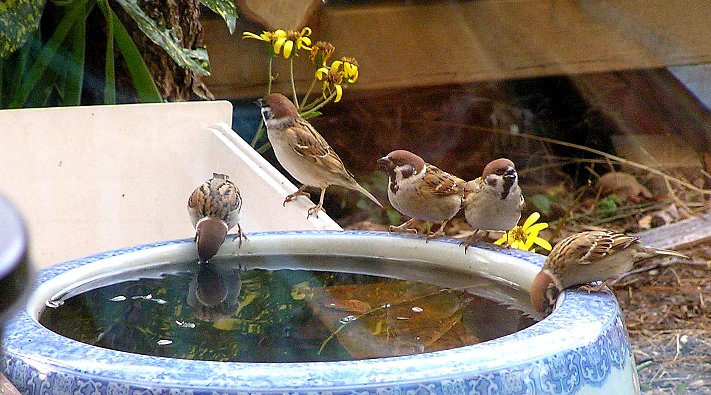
[284,190,310,206]
[231,225,248,248]
[306,204,324,219]
[426,229,447,242]
[578,282,613,294]
[459,230,482,253]
[389,218,418,234]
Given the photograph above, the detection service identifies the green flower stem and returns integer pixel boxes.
[250,120,265,147]
[267,56,273,94]
[300,77,318,109]
[289,57,299,107]
[301,91,336,117]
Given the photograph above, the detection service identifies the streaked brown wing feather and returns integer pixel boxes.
[285,119,356,181]
[424,164,465,197]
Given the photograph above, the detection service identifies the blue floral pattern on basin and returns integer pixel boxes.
[1,231,639,394]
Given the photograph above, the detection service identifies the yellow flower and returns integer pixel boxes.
[310,41,335,66]
[242,30,285,57]
[315,62,345,102]
[494,212,552,253]
[274,27,312,59]
[338,57,359,83]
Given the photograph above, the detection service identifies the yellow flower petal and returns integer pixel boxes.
[274,29,287,37]
[334,84,343,102]
[331,60,342,73]
[242,31,265,40]
[527,222,548,234]
[532,237,553,251]
[522,212,541,230]
[493,235,507,245]
[315,67,328,80]
[283,40,294,58]
[300,37,312,48]
[301,27,312,36]
[274,37,286,54]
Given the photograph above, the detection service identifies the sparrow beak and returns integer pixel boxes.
[195,218,229,261]
[254,98,265,108]
[503,166,516,178]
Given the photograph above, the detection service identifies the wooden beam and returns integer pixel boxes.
[204,0,711,98]
[634,211,711,250]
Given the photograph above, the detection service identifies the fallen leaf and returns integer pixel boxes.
[597,172,653,202]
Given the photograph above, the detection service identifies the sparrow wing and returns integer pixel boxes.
[561,230,638,266]
[188,183,208,228]
[423,164,465,197]
[285,119,357,181]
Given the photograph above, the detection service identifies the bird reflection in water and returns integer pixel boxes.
[187,262,242,322]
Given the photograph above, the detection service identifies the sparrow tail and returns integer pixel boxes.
[353,183,383,208]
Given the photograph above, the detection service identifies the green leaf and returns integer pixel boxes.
[8,0,85,107]
[114,0,211,76]
[529,194,553,216]
[0,0,46,58]
[200,0,237,34]
[98,1,162,103]
[100,0,115,104]
[57,1,89,105]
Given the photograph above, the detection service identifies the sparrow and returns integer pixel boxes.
[530,230,689,313]
[461,158,524,248]
[187,173,246,261]
[255,93,382,218]
[377,150,466,239]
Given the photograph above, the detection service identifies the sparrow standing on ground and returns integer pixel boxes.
[378,150,466,239]
[530,230,689,313]
[188,173,246,261]
[255,93,382,218]
[461,158,524,249]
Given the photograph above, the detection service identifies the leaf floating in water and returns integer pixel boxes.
[321,298,372,314]
[153,298,168,305]
[339,315,358,324]
[411,306,423,313]
[175,320,196,329]
[157,339,173,346]
[109,296,127,302]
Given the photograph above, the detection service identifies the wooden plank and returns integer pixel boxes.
[634,211,711,250]
[0,373,20,395]
[570,69,711,170]
[204,0,711,98]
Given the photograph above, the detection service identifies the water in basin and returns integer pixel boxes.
[39,254,536,362]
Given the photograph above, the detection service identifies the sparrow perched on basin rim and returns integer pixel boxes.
[255,93,382,218]
[530,229,689,313]
[461,158,524,249]
[188,173,246,261]
[378,150,466,239]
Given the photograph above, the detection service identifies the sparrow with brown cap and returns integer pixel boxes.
[255,93,382,218]
[461,158,524,249]
[530,230,689,313]
[188,173,246,261]
[378,150,466,239]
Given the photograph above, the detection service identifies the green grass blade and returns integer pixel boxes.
[59,1,89,105]
[98,0,115,104]
[200,0,237,34]
[8,1,85,107]
[98,1,162,103]
[114,0,210,76]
